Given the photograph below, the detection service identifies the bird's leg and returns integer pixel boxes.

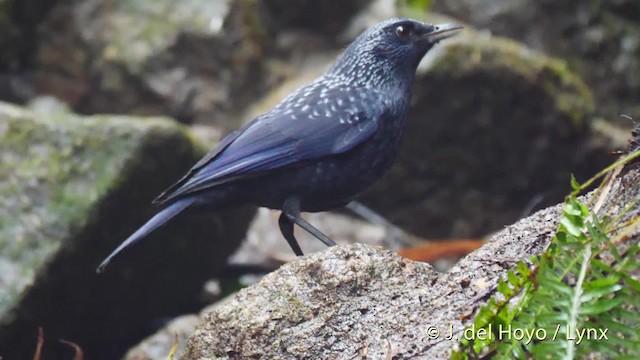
[278,212,304,256]
[283,197,337,248]
[345,201,410,247]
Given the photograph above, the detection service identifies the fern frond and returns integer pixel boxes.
[453,150,640,359]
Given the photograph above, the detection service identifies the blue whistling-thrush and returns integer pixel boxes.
[97,18,462,272]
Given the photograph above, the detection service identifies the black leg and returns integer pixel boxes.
[346,201,410,246]
[279,212,304,256]
[283,197,337,248]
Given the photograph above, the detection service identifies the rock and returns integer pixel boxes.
[3,0,277,129]
[180,166,639,359]
[0,0,60,104]
[124,297,235,360]
[183,243,441,359]
[0,102,253,359]
[135,0,275,127]
[431,0,640,120]
[123,314,200,360]
[123,207,419,358]
[1,0,391,129]
[179,215,554,359]
[0,0,59,72]
[262,0,373,37]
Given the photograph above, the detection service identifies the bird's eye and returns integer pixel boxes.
[395,25,411,40]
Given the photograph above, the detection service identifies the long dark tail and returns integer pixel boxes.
[96,197,195,273]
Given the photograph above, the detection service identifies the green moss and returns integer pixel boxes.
[239,0,268,40]
[100,0,232,72]
[0,102,192,313]
[429,36,594,128]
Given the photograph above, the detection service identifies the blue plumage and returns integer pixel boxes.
[155,83,384,204]
[98,18,462,272]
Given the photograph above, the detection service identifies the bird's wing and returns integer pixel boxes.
[153,123,252,204]
[154,86,384,205]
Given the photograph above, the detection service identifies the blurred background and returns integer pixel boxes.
[0,0,638,358]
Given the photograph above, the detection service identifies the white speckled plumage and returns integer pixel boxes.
[152,18,464,208]
[97,18,462,272]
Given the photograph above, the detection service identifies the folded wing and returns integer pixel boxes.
[154,85,384,205]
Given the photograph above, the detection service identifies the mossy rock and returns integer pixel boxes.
[432,0,640,120]
[0,102,253,359]
[427,36,593,128]
[360,31,609,239]
[9,0,275,129]
[262,0,373,36]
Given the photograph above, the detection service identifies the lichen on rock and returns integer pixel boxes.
[180,166,640,359]
[0,102,180,314]
[0,101,253,359]
[432,0,640,120]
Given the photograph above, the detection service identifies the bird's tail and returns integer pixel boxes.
[96,197,195,273]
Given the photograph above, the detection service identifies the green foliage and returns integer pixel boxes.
[399,0,434,12]
[452,150,640,359]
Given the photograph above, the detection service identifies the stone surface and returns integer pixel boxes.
[0,102,253,359]
[0,0,59,72]
[180,166,639,359]
[431,0,640,120]
[124,314,200,360]
[2,0,276,129]
[0,0,393,129]
[123,207,421,359]
[262,0,373,37]
[179,213,556,359]
[0,0,396,130]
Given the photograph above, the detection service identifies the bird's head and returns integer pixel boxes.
[327,18,462,87]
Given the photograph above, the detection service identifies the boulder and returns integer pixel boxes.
[431,0,640,120]
[0,102,253,359]
[1,0,393,129]
[180,167,639,359]
[2,0,276,129]
[0,1,444,128]
[124,314,200,360]
[0,0,59,73]
[262,0,373,37]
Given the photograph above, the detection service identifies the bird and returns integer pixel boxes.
[97,18,462,273]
